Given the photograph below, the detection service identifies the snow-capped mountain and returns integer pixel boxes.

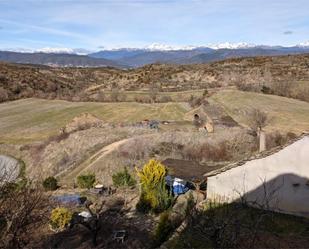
[206,42,256,50]
[96,42,256,51]
[36,47,92,55]
[144,43,198,51]
[297,41,309,47]
[1,41,309,68]
[2,47,92,55]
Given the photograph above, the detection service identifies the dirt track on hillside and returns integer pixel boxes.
[58,134,156,184]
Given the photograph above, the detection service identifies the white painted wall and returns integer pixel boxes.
[207,136,309,217]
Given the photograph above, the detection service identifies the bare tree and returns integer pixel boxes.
[149,83,159,103]
[97,90,106,102]
[70,200,104,246]
[0,178,50,249]
[0,87,8,102]
[110,86,120,102]
[271,81,293,97]
[248,108,268,134]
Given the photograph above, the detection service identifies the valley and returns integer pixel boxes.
[1,55,309,249]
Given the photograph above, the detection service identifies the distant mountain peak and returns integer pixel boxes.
[297,41,309,47]
[207,42,256,50]
[144,43,197,51]
[2,47,92,55]
[36,47,92,55]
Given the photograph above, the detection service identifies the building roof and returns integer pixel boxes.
[162,158,225,182]
[204,133,309,177]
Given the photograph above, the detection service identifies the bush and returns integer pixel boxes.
[112,167,136,187]
[158,95,173,103]
[136,159,173,213]
[77,173,95,189]
[188,95,208,108]
[50,207,72,230]
[42,176,58,191]
[261,85,273,94]
[0,87,8,103]
[266,131,297,150]
[136,193,152,213]
[134,96,152,103]
[152,211,174,247]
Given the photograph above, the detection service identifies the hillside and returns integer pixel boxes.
[0,51,124,68]
[1,53,309,103]
[209,90,309,133]
[0,98,187,143]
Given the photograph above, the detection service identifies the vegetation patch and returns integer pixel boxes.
[112,167,136,187]
[42,176,58,191]
[77,173,96,189]
[50,207,72,231]
[136,159,173,213]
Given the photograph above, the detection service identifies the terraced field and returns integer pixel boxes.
[0,98,188,143]
[1,90,309,144]
[210,90,309,133]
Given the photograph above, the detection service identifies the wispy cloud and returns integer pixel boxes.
[283,30,293,35]
[0,0,309,50]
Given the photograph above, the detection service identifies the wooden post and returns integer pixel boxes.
[259,129,266,152]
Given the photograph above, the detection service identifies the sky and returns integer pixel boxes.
[0,0,308,51]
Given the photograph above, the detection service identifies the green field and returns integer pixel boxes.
[1,90,309,144]
[0,98,188,143]
[210,90,309,133]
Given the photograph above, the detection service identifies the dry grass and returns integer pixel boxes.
[0,98,188,143]
[210,90,309,133]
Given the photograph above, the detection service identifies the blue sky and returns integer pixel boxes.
[0,0,308,51]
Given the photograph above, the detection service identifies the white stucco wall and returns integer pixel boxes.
[207,136,309,217]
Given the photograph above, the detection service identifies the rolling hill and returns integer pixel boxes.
[0,51,124,68]
[209,90,309,133]
[1,53,308,103]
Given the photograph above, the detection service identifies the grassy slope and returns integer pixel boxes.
[0,98,187,143]
[1,90,309,143]
[87,89,206,102]
[210,90,309,133]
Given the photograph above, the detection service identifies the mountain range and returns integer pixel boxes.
[1,43,309,68]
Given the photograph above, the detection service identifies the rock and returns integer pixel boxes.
[170,190,204,222]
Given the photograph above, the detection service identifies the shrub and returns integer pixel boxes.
[152,211,174,247]
[136,193,152,213]
[50,207,72,230]
[271,81,293,97]
[261,85,272,94]
[0,87,8,103]
[112,167,136,187]
[158,95,173,103]
[77,173,95,189]
[136,159,173,213]
[134,96,152,103]
[202,88,208,97]
[266,131,297,150]
[188,95,208,108]
[42,176,58,191]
